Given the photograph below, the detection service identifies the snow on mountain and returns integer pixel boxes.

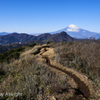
[1,24,100,39]
[67,24,80,32]
[50,24,100,39]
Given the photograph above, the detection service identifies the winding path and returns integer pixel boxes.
[43,56,90,100]
[35,46,91,100]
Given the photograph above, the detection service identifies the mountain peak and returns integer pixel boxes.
[67,24,80,32]
[68,24,78,28]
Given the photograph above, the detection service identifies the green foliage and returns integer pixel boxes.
[0,47,25,63]
[42,45,50,48]
[2,52,20,63]
[61,42,74,46]
[61,42,67,45]
[27,43,36,47]
[46,41,53,44]
[15,47,25,52]
[4,49,15,56]
[67,41,75,45]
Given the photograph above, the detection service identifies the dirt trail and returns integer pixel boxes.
[35,46,91,100]
[44,56,90,100]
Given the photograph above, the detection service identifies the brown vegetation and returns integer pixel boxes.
[54,40,100,99]
[0,45,75,100]
[0,41,100,100]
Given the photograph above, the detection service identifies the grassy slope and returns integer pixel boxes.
[0,44,76,100]
[0,41,100,100]
[54,41,100,99]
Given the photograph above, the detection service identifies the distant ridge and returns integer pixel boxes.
[50,31,75,42]
[0,32,11,35]
[1,24,100,39]
[50,24,100,39]
[0,31,76,45]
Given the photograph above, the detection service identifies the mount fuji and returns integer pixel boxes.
[50,24,100,39]
[1,24,100,39]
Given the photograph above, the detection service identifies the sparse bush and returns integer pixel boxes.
[61,41,74,46]
[47,41,53,44]
[27,43,36,47]
[15,47,25,52]
[0,53,71,100]
[0,47,25,63]
[3,49,15,56]
[42,45,50,48]
[32,47,42,55]
[54,40,100,99]
[55,40,100,81]
[67,41,75,45]
[61,41,67,45]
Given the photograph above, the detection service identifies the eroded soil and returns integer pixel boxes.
[35,46,91,100]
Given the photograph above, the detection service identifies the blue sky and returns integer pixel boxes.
[0,0,100,34]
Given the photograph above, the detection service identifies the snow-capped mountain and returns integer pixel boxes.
[50,24,100,39]
[1,24,100,39]
[66,24,80,32]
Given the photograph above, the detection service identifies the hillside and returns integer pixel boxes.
[0,41,100,100]
[0,31,76,45]
[51,31,75,42]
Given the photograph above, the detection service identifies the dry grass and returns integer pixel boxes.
[42,48,55,59]
[54,41,100,99]
[41,45,94,99]
[0,42,99,99]
[0,44,76,100]
[20,45,42,58]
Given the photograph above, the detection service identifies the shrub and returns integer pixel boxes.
[47,41,53,44]
[3,49,15,56]
[27,43,36,47]
[15,47,25,52]
[54,40,100,81]
[0,46,26,63]
[3,52,20,63]
[0,56,71,100]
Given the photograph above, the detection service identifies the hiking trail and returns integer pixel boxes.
[34,46,92,100]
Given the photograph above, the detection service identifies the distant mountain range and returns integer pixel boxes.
[0,32,11,35]
[0,24,100,45]
[1,24,100,39]
[50,24,100,39]
[0,31,76,45]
